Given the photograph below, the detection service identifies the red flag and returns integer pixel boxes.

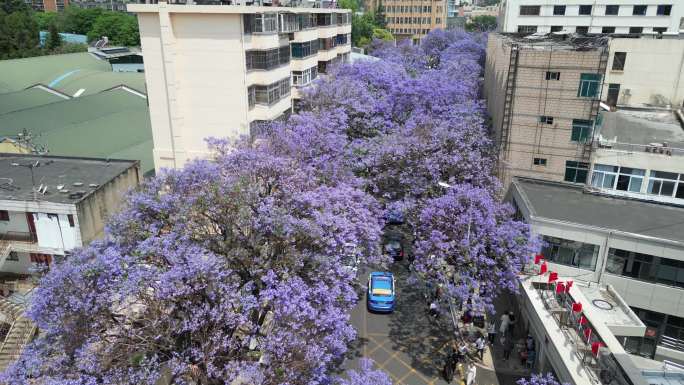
[565,280,573,292]
[534,254,544,264]
[572,302,582,313]
[592,341,602,356]
[540,262,548,274]
[583,327,592,340]
[548,271,558,283]
[579,315,588,325]
[556,282,566,293]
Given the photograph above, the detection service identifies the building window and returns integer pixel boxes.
[539,115,554,124]
[550,26,563,32]
[245,46,290,71]
[606,248,684,288]
[602,26,616,34]
[545,71,560,80]
[298,13,317,29]
[571,119,592,142]
[616,167,645,192]
[519,5,540,15]
[591,164,619,188]
[578,73,601,98]
[436,17,441,24]
[248,86,256,109]
[579,5,592,15]
[625,307,664,359]
[533,158,547,166]
[0,210,8,221]
[316,13,332,26]
[248,78,291,107]
[553,5,566,15]
[605,5,619,15]
[629,27,644,34]
[291,40,320,58]
[243,13,278,34]
[517,25,538,34]
[564,161,589,183]
[612,52,626,71]
[279,13,300,33]
[657,5,672,16]
[541,236,599,270]
[292,66,318,86]
[319,37,336,50]
[67,214,75,227]
[6,252,18,261]
[647,171,681,197]
[575,26,589,34]
[654,27,668,33]
[633,5,648,16]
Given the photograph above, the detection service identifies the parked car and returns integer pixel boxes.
[384,239,404,261]
[367,272,395,313]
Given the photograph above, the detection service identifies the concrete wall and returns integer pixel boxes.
[385,0,448,40]
[603,38,684,108]
[0,211,30,236]
[76,163,140,244]
[500,0,684,34]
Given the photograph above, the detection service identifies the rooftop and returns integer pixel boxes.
[0,88,154,175]
[0,154,137,204]
[512,178,684,246]
[496,32,609,50]
[128,2,350,13]
[598,108,684,150]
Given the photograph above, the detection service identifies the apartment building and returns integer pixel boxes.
[0,155,140,275]
[498,0,683,35]
[484,33,608,188]
[127,3,352,170]
[384,0,447,42]
[25,0,68,11]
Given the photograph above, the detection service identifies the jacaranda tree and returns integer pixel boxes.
[3,30,538,385]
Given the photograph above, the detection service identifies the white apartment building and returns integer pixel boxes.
[0,155,140,276]
[498,1,684,35]
[127,3,352,171]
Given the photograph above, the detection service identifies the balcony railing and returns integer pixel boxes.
[535,281,634,385]
[0,232,37,244]
[595,141,684,157]
[660,336,684,352]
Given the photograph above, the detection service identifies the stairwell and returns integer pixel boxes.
[0,297,35,371]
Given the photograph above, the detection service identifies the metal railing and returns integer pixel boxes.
[594,141,684,157]
[661,336,684,352]
[0,231,37,243]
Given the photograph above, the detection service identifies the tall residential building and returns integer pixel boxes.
[384,0,447,42]
[484,33,607,188]
[498,0,683,35]
[128,3,352,171]
[25,0,68,11]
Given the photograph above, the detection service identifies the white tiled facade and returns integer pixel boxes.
[128,3,352,171]
[498,0,684,35]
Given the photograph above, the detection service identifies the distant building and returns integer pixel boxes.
[384,0,447,42]
[89,46,145,73]
[498,1,683,35]
[128,3,352,171]
[38,32,87,47]
[69,0,130,11]
[24,0,68,11]
[484,33,607,187]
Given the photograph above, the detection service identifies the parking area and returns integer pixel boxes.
[347,263,455,385]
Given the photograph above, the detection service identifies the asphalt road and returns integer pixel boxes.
[346,262,456,385]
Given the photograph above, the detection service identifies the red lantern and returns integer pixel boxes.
[534,254,544,264]
[565,280,573,292]
[556,282,566,293]
[548,271,558,283]
[540,262,548,274]
[591,341,603,356]
[572,302,583,313]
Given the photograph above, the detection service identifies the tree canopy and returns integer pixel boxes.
[465,15,497,32]
[2,30,537,385]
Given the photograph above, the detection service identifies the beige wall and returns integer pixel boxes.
[76,164,141,244]
[485,34,604,188]
[604,37,684,108]
[385,0,447,40]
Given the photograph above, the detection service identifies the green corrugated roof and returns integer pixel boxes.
[0,88,66,115]
[0,52,146,96]
[0,89,154,174]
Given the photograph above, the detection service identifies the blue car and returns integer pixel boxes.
[367,272,395,312]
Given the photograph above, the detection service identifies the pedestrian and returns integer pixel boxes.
[508,311,517,337]
[443,354,455,383]
[499,311,511,336]
[466,363,477,385]
[487,322,497,344]
[457,340,468,362]
[503,335,514,361]
[475,334,486,361]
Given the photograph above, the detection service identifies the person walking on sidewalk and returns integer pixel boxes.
[502,335,514,361]
[475,334,486,361]
[487,322,497,344]
[499,311,511,336]
[466,363,477,385]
